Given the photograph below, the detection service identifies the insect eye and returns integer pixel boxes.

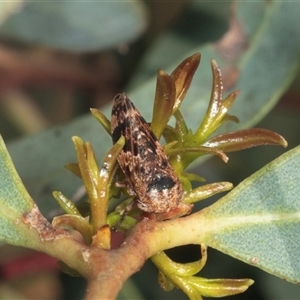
[147,176,176,192]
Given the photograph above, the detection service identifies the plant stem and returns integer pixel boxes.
[84,212,209,299]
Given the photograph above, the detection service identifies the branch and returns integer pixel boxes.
[84,210,208,299]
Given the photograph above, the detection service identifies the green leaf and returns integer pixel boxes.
[202,145,300,284]
[0,135,84,262]
[0,135,35,245]
[0,2,148,51]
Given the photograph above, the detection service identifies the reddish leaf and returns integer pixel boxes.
[203,128,288,152]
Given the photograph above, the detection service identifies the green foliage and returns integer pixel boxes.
[203,145,300,284]
[6,1,300,219]
[0,1,300,299]
[153,247,254,298]
[0,136,35,246]
[0,52,295,299]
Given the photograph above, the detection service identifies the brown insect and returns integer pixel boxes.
[111,93,191,216]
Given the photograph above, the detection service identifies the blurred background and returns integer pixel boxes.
[0,1,299,299]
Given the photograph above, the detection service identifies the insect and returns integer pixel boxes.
[111,93,189,215]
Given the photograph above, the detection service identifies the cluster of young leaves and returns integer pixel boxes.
[49,53,286,299]
[0,52,298,300]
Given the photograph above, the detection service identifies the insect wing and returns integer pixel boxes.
[111,93,159,184]
[111,93,183,213]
